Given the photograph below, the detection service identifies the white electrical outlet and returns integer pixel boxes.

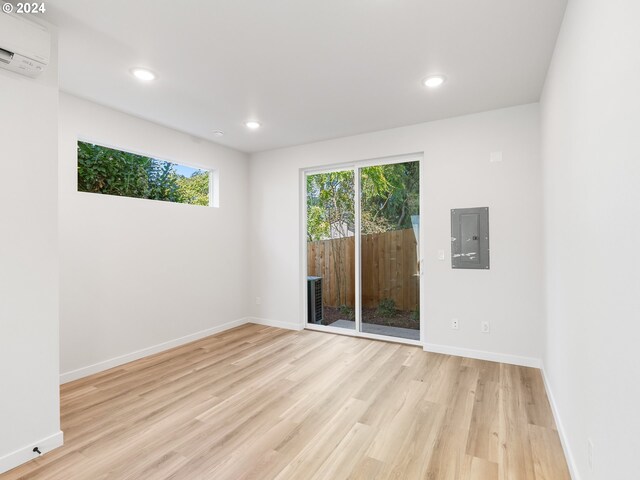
[588,438,594,469]
[437,249,445,261]
[481,321,490,333]
[451,319,459,330]
[255,297,262,305]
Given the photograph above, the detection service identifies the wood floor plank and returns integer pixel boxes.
[460,455,499,480]
[424,365,479,480]
[498,364,537,480]
[0,325,570,480]
[520,367,557,430]
[528,424,572,480]
[466,376,500,463]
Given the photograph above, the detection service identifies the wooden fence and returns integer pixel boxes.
[307,228,419,311]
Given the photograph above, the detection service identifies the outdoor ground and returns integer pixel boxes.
[321,306,419,331]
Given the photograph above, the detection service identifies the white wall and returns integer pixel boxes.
[249,103,544,364]
[58,94,250,381]
[541,0,640,478]
[0,30,62,472]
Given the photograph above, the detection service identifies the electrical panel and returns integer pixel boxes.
[451,207,490,269]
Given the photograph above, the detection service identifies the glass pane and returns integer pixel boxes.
[360,161,420,340]
[306,170,356,331]
[77,141,210,206]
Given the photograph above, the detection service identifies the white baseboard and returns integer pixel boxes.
[60,317,250,384]
[423,342,541,368]
[0,431,63,475]
[541,364,581,480]
[247,317,304,331]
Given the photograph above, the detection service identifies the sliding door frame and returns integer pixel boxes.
[301,152,424,347]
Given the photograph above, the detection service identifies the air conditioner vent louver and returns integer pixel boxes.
[0,47,14,64]
[307,276,323,324]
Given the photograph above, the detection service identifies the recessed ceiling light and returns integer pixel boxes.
[245,121,261,129]
[423,75,446,88]
[130,67,156,82]
[212,130,224,137]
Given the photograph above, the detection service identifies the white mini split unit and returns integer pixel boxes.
[0,10,50,77]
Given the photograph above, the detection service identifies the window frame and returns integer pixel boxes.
[76,137,219,208]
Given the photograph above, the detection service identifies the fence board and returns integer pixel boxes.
[307,228,418,311]
[347,238,355,307]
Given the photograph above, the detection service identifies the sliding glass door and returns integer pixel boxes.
[305,156,421,343]
[306,169,356,331]
[360,161,420,340]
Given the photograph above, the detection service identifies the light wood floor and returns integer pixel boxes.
[2,324,570,480]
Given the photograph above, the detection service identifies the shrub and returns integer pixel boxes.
[339,304,355,320]
[376,298,397,317]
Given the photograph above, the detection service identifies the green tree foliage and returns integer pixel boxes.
[177,171,210,206]
[77,142,209,206]
[361,162,419,233]
[306,161,419,241]
[306,170,355,241]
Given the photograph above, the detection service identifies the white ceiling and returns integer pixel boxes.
[47,0,567,153]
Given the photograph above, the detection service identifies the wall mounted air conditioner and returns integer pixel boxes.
[0,10,50,77]
[307,276,323,324]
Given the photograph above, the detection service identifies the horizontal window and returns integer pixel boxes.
[77,141,214,206]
